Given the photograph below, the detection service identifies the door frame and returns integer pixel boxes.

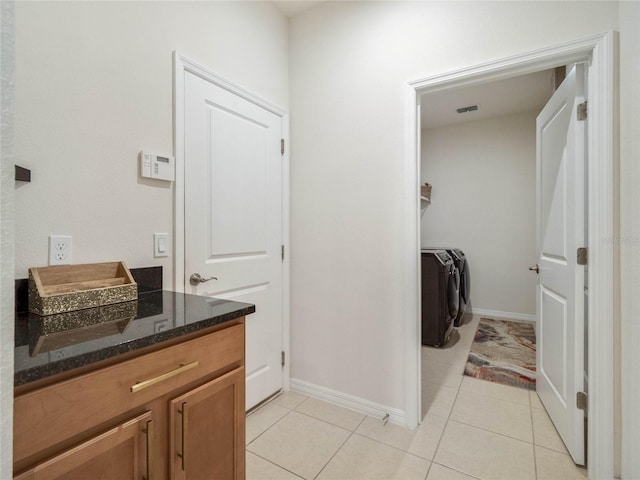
[173,52,291,391]
[403,32,617,479]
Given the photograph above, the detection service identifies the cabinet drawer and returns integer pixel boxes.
[14,322,244,466]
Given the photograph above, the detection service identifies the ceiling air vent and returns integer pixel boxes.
[456,105,479,114]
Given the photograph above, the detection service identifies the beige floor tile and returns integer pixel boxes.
[530,390,545,409]
[423,360,464,389]
[247,411,350,480]
[271,391,308,410]
[422,382,459,419]
[317,434,431,480]
[434,421,535,480]
[450,389,533,442]
[246,452,302,480]
[355,414,446,460]
[246,403,290,444]
[535,446,587,480]
[422,335,471,366]
[409,415,448,460]
[295,397,366,431]
[532,406,568,454]
[426,463,479,480]
[460,376,530,406]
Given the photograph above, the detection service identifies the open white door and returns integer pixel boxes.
[535,64,586,465]
[184,70,283,410]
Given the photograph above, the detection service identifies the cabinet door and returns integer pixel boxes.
[169,367,245,480]
[14,411,152,480]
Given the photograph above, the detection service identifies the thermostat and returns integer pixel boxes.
[140,151,175,181]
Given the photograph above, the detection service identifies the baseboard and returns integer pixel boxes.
[472,308,536,323]
[290,378,406,427]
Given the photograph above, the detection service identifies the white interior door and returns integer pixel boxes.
[184,71,283,410]
[535,64,586,465]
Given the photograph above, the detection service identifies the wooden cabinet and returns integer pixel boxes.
[13,319,245,480]
[14,412,152,480]
[170,367,245,480]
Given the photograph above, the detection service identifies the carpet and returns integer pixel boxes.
[463,317,536,390]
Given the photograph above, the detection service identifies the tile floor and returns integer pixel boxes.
[246,315,587,480]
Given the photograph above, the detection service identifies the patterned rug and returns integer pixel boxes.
[464,317,536,390]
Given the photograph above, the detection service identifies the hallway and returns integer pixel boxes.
[246,316,587,480]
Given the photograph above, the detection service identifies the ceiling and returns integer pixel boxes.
[272,1,325,17]
[421,69,555,130]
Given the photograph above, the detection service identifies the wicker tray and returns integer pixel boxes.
[28,262,137,316]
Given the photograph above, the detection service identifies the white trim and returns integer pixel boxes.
[290,378,406,427]
[404,32,616,480]
[403,85,421,430]
[471,309,536,323]
[173,50,291,393]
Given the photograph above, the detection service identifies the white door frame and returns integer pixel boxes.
[173,52,291,391]
[403,32,616,479]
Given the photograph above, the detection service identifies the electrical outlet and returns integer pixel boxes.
[49,235,72,265]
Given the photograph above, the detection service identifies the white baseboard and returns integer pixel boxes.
[290,378,407,427]
[472,308,536,323]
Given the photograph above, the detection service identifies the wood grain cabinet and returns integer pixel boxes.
[14,411,152,480]
[170,367,245,480]
[13,319,246,480]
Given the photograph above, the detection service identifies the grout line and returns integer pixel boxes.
[447,418,534,445]
[312,425,357,480]
[246,408,293,448]
[247,451,306,479]
[430,461,484,480]
[530,389,539,480]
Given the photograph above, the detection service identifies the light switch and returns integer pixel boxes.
[154,233,169,258]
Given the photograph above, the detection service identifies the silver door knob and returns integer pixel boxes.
[529,264,540,274]
[190,273,218,285]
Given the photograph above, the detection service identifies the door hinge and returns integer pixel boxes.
[281,351,285,367]
[281,139,285,155]
[281,244,285,262]
[577,391,588,411]
[577,101,588,121]
[577,247,588,266]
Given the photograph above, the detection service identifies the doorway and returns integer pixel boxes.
[173,52,291,411]
[403,32,616,480]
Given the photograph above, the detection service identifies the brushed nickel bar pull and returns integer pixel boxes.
[131,361,199,393]
[143,419,154,480]
[178,401,188,471]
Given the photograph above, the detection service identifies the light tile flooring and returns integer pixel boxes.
[246,315,587,480]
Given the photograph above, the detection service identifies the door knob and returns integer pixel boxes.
[189,273,218,285]
[529,264,540,274]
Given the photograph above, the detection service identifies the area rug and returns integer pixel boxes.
[463,317,536,390]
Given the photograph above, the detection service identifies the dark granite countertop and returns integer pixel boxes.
[14,289,255,387]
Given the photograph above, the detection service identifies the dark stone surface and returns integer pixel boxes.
[14,289,255,387]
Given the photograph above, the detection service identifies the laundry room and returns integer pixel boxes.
[418,69,559,418]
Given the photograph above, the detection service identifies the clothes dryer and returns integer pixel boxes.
[420,249,459,347]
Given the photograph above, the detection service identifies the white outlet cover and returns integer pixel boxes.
[49,235,72,265]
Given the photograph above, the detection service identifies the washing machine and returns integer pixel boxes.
[447,248,471,326]
[420,249,459,347]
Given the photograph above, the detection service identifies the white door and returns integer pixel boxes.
[535,64,586,465]
[184,71,283,410]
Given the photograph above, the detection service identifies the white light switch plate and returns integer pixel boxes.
[154,233,169,258]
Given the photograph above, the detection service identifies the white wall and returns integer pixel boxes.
[13,1,289,286]
[1,2,15,478]
[289,1,618,414]
[619,0,640,477]
[421,112,537,318]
